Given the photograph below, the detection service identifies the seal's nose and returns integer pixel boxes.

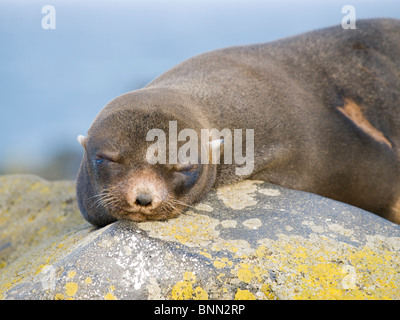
[135,192,153,207]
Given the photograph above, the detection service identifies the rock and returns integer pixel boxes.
[0,175,399,300]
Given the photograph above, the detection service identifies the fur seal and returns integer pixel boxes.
[77,18,400,227]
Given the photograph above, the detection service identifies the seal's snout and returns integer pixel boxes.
[121,169,172,220]
[127,182,164,211]
[135,192,153,207]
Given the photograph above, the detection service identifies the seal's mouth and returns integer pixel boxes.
[104,201,187,222]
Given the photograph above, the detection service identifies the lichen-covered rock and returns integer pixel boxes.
[0,175,399,300]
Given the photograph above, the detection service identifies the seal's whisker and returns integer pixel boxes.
[88,187,122,210]
[154,197,192,217]
[170,198,193,209]
[163,203,177,213]
[100,195,120,207]
[89,191,109,199]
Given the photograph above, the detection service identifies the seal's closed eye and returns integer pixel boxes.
[174,163,197,172]
[165,163,198,173]
[171,163,200,190]
[95,154,118,165]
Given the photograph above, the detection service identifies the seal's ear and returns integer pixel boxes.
[209,138,224,150]
[208,139,224,164]
[77,135,87,149]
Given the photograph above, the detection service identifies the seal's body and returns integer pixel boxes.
[77,19,400,227]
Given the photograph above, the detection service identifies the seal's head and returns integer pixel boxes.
[76,88,219,227]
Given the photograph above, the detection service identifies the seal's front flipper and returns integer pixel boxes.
[337,98,393,150]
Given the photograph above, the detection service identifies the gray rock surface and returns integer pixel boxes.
[0,175,399,300]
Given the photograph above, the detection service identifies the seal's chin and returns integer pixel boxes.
[105,202,186,222]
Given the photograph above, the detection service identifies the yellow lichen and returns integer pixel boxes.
[193,286,209,300]
[200,251,212,259]
[222,257,233,267]
[139,212,220,247]
[104,285,117,300]
[104,292,117,300]
[29,182,51,195]
[213,260,226,269]
[54,293,65,300]
[234,289,256,300]
[0,177,90,299]
[171,281,193,300]
[261,284,276,300]
[170,272,209,300]
[194,203,214,212]
[255,245,269,258]
[34,264,46,275]
[183,272,196,283]
[216,273,226,283]
[216,180,263,210]
[65,282,78,297]
[236,264,253,283]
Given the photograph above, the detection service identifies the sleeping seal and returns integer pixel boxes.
[77,19,400,227]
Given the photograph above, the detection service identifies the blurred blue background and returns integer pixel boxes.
[1,0,399,180]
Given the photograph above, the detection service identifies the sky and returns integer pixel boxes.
[0,0,399,179]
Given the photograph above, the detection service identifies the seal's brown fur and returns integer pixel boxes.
[77,19,400,227]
